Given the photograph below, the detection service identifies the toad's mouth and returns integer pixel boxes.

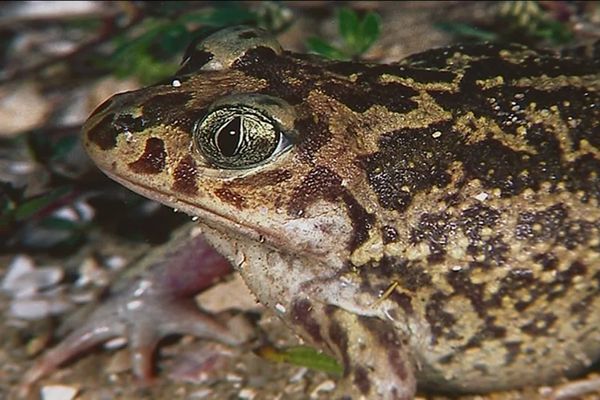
[101,168,333,261]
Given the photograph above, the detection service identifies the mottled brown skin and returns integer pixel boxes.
[82,26,600,399]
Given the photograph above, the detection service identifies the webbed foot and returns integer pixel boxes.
[18,224,250,396]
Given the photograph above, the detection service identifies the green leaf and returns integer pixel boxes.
[14,186,71,220]
[358,12,381,52]
[256,345,343,375]
[50,135,78,162]
[158,23,190,54]
[338,8,360,49]
[532,19,573,43]
[40,216,80,231]
[306,37,348,60]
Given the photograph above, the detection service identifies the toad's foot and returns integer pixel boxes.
[19,224,248,396]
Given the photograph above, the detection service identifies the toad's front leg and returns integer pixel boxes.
[292,300,417,400]
[19,223,248,395]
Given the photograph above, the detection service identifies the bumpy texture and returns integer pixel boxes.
[83,26,600,399]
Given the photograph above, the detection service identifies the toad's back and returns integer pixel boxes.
[333,43,600,392]
[82,27,600,398]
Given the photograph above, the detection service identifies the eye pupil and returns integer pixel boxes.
[216,116,242,157]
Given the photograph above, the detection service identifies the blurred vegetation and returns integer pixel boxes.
[306,7,381,60]
[436,1,580,45]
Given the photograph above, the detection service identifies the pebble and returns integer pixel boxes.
[238,388,257,399]
[2,255,63,298]
[10,296,71,320]
[189,388,213,399]
[310,380,336,399]
[40,384,78,400]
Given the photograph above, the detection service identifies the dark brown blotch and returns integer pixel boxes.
[294,117,332,164]
[520,312,558,336]
[516,203,568,243]
[463,317,506,350]
[425,291,456,343]
[342,191,375,251]
[546,260,588,302]
[172,155,198,195]
[114,114,146,134]
[569,289,599,325]
[446,268,487,317]
[128,138,166,174]
[460,205,500,242]
[177,49,214,76]
[235,47,321,104]
[382,225,399,244]
[362,257,432,291]
[289,166,374,250]
[504,341,522,365]
[238,30,258,39]
[214,186,246,210]
[325,305,350,373]
[288,166,343,216]
[389,291,414,315]
[142,92,193,124]
[401,42,506,69]
[320,80,418,113]
[353,365,371,395]
[362,121,459,213]
[360,317,408,381]
[87,113,118,150]
[291,299,323,344]
[410,211,456,262]
[232,169,292,188]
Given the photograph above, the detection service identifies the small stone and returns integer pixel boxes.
[105,255,127,270]
[52,206,79,222]
[310,379,336,398]
[238,388,257,399]
[2,255,63,298]
[474,192,489,202]
[189,388,213,399]
[10,296,71,320]
[226,373,243,382]
[40,384,78,400]
[74,200,95,221]
[104,337,128,350]
[275,303,286,313]
[289,367,308,383]
[2,255,35,293]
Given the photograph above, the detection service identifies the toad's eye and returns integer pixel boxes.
[193,95,295,170]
